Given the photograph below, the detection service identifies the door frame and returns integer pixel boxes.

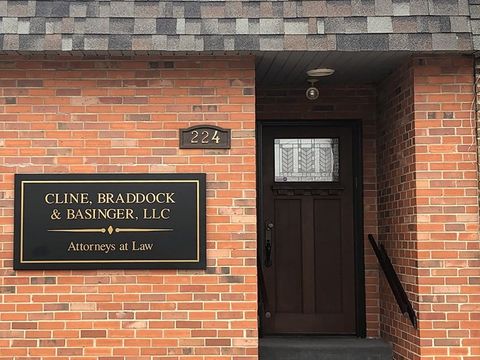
[256,120,366,337]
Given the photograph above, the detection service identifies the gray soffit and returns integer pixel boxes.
[0,0,476,52]
[255,51,413,87]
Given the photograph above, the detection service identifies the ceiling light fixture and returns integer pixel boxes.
[305,68,334,100]
[305,79,319,100]
[306,68,335,77]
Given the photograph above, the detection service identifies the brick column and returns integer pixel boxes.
[414,55,479,360]
[378,55,480,360]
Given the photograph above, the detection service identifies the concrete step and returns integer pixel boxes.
[259,337,393,360]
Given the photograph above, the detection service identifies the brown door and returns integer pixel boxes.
[260,123,357,335]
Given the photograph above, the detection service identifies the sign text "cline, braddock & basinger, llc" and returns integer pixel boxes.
[45,192,175,220]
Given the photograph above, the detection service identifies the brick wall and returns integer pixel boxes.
[413,55,479,360]
[378,55,480,359]
[0,56,257,360]
[377,59,420,360]
[256,85,380,337]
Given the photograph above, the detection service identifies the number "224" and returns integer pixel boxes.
[190,130,220,144]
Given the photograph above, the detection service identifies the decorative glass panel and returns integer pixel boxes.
[274,138,339,182]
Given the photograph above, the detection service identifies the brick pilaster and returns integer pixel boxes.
[378,55,480,360]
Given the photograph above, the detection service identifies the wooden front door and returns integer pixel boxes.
[259,122,359,335]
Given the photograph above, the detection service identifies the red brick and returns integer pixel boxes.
[0,56,256,360]
[377,55,479,360]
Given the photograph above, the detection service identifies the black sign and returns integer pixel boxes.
[14,174,206,270]
[180,125,231,149]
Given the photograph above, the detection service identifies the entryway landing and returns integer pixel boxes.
[259,337,393,360]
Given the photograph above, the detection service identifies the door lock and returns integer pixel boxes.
[265,222,274,267]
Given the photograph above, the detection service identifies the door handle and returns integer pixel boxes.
[265,222,274,267]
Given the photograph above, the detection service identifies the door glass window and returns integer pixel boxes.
[274,138,339,182]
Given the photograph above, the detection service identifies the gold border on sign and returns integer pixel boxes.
[19,179,201,264]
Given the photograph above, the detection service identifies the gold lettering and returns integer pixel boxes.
[166,193,175,203]
[161,208,170,219]
[67,241,115,254]
[125,208,134,219]
[143,208,170,220]
[143,208,155,219]
[126,193,138,203]
[66,208,135,220]
[45,193,89,204]
[97,193,113,204]
[96,192,175,204]
[66,208,76,219]
[132,241,154,251]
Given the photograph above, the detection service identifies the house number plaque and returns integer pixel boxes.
[180,125,231,149]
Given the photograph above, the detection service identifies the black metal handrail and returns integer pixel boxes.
[258,264,269,337]
[368,234,417,328]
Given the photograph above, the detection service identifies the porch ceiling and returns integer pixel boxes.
[255,51,412,88]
